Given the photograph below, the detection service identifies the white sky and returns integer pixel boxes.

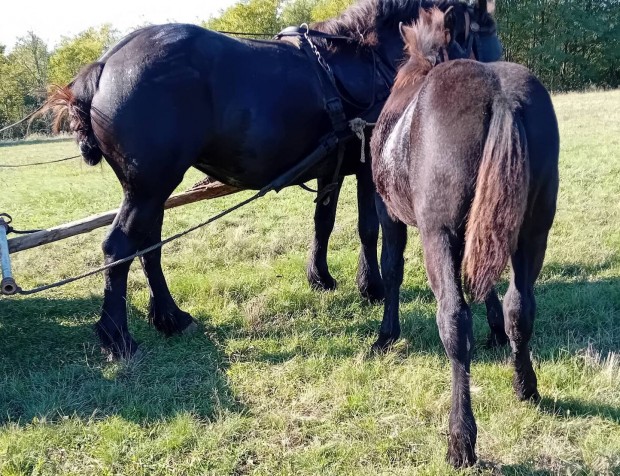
[1,0,239,51]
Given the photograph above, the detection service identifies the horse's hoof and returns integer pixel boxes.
[101,339,140,362]
[485,330,508,349]
[182,319,199,335]
[307,271,337,292]
[150,305,195,336]
[370,332,399,354]
[359,283,385,304]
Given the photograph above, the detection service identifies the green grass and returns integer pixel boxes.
[1,89,619,475]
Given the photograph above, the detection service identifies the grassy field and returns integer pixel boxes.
[0,89,619,475]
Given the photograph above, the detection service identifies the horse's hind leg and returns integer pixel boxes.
[307,176,344,291]
[139,213,196,336]
[485,288,508,347]
[98,182,191,358]
[356,161,384,303]
[504,231,549,401]
[420,226,477,467]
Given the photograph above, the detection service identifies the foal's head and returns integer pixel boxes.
[393,8,451,91]
[393,1,500,91]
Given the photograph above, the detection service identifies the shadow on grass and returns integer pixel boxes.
[538,396,620,423]
[0,296,243,427]
[0,259,617,432]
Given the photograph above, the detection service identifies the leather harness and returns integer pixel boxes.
[274,25,394,202]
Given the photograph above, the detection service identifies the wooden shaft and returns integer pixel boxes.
[8,181,241,254]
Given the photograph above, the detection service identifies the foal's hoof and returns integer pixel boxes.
[307,271,337,292]
[485,330,509,349]
[515,382,540,403]
[514,365,540,402]
[446,435,477,468]
[370,332,400,354]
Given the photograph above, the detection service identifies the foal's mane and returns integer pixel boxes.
[312,0,452,47]
[393,8,448,89]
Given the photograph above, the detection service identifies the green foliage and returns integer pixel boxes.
[496,0,620,91]
[0,33,49,138]
[48,25,118,86]
[310,0,354,21]
[203,0,284,37]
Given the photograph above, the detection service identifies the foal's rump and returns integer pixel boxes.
[412,60,557,300]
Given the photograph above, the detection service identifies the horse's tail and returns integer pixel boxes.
[39,62,105,165]
[462,95,530,302]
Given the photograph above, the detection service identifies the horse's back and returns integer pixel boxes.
[90,23,328,188]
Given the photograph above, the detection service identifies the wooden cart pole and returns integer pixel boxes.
[7,181,241,255]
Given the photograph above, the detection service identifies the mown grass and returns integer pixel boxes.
[0,89,619,475]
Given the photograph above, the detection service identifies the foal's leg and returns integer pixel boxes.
[356,161,384,303]
[485,288,509,347]
[420,227,477,467]
[307,176,344,291]
[372,196,406,351]
[504,231,549,401]
[140,212,196,336]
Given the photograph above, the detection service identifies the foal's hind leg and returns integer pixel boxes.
[372,196,406,352]
[420,227,477,467]
[485,288,508,347]
[504,231,549,401]
[307,176,344,291]
[356,161,384,303]
[140,213,196,336]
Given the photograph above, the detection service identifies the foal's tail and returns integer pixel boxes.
[462,95,530,302]
[38,62,105,165]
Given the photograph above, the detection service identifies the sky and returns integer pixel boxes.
[1,0,239,52]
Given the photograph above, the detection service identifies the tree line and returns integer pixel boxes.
[1,0,618,138]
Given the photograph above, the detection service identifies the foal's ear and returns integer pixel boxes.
[399,22,406,42]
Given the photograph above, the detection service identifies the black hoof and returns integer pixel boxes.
[485,330,509,349]
[371,331,400,354]
[446,434,477,468]
[95,323,139,361]
[149,303,195,337]
[359,281,385,304]
[514,368,540,402]
[307,270,337,292]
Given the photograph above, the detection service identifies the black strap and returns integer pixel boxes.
[275,26,353,42]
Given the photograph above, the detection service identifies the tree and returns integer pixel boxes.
[204,0,283,37]
[48,25,118,86]
[0,33,49,138]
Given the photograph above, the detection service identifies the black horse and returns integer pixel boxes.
[371,6,559,467]
[42,0,501,359]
